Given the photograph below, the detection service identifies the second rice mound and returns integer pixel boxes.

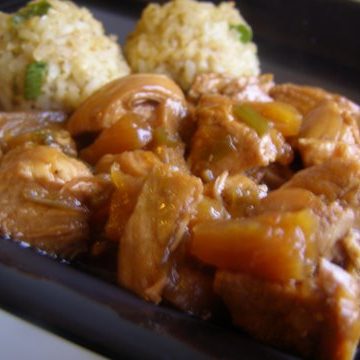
[124,0,260,90]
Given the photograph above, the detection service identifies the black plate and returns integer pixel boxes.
[0,1,359,359]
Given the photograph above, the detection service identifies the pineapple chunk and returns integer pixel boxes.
[191,210,317,282]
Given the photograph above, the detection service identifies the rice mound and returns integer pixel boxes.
[124,0,260,90]
[0,0,130,112]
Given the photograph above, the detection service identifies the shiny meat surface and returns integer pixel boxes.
[104,151,163,242]
[118,164,203,303]
[67,74,188,164]
[318,259,360,360]
[102,150,189,242]
[188,96,292,179]
[215,271,323,356]
[283,158,360,208]
[0,145,94,257]
[163,241,220,319]
[297,101,360,166]
[270,83,359,116]
[0,112,67,139]
[215,259,360,360]
[220,173,268,217]
[188,73,274,103]
[257,187,354,260]
[67,74,187,135]
[0,111,76,156]
[95,150,162,176]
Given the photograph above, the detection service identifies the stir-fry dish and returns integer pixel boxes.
[1,0,359,359]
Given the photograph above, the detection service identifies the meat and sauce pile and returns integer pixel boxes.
[1,73,360,359]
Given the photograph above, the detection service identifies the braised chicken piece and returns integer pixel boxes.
[161,184,231,318]
[318,259,360,360]
[270,83,360,116]
[101,151,163,242]
[343,229,360,278]
[203,172,267,218]
[257,188,354,261]
[67,74,187,135]
[102,151,221,316]
[283,158,360,219]
[188,95,293,180]
[66,74,188,164]
[279,159,360,264]
[96,145,188,174]
[214,259,360,360]
[215,271,324,356]
[118,164,203,303]
[0,111,66,138]
[95,150,163,177]
[162,186,230,318]
[254,163,294,190]
[0,145,99,257]
[97,149,188,242]
[296,100,360,166]
[163,242,221,320]
[220,173,267,218]
[152,145,189,173]
[188,73,274,103]
[0,111,76,156]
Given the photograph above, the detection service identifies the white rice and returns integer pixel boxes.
[0,0,130,112]
[124,0,260,90]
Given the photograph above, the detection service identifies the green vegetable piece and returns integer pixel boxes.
[24,61,48,100]
[33,129,54,145]
[153,127,178,147]
[233,104,269,137]
[230,24,253,43]
[12,0,51,25]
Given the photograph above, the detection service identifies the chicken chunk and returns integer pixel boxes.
[163,240,221,319]
[270,83,359,116]
[67,74,187,136]
[215,271,323,357]
[100,150,188,242]
[0,111,67,139]
[220,173,268,218]
[188,96,292,179]
[318,259,360,360]
[0,111,75,156]
[269,160,360,262]
[202,172,267,218]
[215,259,360,360]
[342,229,360,279]
[118,164,203,303]
[188,73,274,103]
[255,163,294,190]
[95,150,162,176]
[297,101,360,166]
[0,145,95,257]
[283,158,360,211]
[103,153,220,316]
[258,188,354,261]
[104,152,162,242]
[67,75,188,164]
